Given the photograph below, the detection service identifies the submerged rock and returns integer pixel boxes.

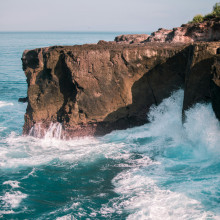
[18,97,28,103]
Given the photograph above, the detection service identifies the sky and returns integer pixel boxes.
[0,0,218,32]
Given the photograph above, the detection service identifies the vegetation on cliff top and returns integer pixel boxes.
[189,2,220,23]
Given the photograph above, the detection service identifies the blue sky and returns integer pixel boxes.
[0,0,218,32]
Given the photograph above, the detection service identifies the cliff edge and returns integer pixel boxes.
[21,20,220,138]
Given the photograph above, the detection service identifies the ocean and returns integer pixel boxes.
[0,32,220,220]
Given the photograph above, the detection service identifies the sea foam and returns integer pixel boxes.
[0,101,13,108]
[1,89,220,219]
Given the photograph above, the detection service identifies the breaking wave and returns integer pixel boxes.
[0,101,13,108]
[1,89,220,219]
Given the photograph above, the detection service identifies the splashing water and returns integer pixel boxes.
[0,101,13,108]
[1,32,220,219]
[1,89,220,219]
[29,122,63,139]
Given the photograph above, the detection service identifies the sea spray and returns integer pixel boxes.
[1,89,220,219]
[0,101,13,108]
[29,122,63,139]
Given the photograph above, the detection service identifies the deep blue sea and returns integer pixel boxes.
[0,32,220,220]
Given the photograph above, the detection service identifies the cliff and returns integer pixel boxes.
[21,19,220,138]
[22,41,220,138]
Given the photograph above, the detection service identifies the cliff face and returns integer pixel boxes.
[22,41,220,138]
[22,43,189,137]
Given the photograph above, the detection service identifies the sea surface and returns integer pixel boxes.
[0,32,220,220]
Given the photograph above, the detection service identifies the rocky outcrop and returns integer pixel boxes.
[21,16,220,138]
[147,19,220,43]
[22,41,220,138]
[182,42,220,120]
[114,18,220,44]
[22,43,190,137]
[210,55,220,121]
[148,18,220,43]
[114,34,150,44]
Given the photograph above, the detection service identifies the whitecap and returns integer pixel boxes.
[56,214,77,220]
[0,191,27,209]
[0,101,13,108]
[0,131,129,169]
[100,169,219,220]
[3,180,20,188]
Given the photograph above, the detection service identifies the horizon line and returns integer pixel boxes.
[0,30,152,33]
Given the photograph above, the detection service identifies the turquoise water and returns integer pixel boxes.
[0,33,220,220]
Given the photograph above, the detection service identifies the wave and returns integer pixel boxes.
[0,101,13,108]
[1,89,220,218]
[0,180,27,217]
[0,132,129,169]
[101,169,218,220]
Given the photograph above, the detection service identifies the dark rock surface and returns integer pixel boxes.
[183,43,217,111]
[18,97,28,103]
[210,55,220,120]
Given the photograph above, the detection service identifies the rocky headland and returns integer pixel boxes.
[21,18,220,138]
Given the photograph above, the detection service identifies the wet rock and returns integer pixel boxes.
[18,97,28,103]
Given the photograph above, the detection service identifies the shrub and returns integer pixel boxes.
[190,2,220,23]
[212,3,220,17]
[192,14,204,23]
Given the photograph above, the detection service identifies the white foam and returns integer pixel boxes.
[126,89,220,157]
[0,127,6,132]
[0,131,129,169]
[0,101,13,108]
[29,122,63,139]
[3,181,20,188]
[0,210,14,217]
[21,168,36,179]
[0,191,27,209]
[1,89,220,219]
[56,214,77,220]
[184,103,220,155]
[100,169,219,220]
[99,89,220,219]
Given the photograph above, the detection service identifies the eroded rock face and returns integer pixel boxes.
[182,43,220,119]
[148,19,220,43]
[114,34,150,44]
[210,55,220,121]
[22,43,190,137]
[22,38,220,138]
[115,18,220,44]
